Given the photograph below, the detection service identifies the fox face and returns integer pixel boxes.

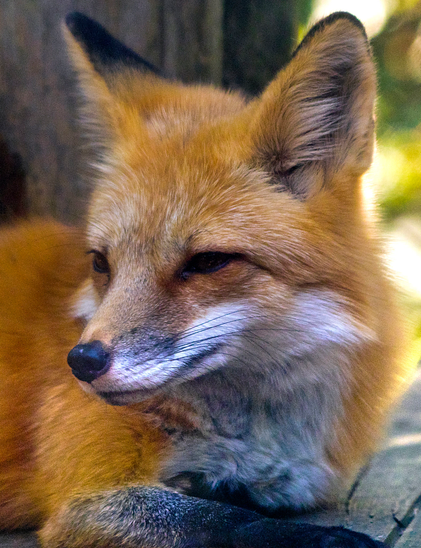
[74,154,371,406]
[64,13,402,511]
[67,13,375,407]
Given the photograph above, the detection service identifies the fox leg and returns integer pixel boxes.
[39,486,384,548]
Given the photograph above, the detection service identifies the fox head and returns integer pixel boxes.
[65,12,378,406]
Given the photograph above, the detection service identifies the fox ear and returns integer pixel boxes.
[63,13,162,143]
[250,12,376,198]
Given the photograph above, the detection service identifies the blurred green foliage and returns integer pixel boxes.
[370,3,421,351]
[375,132,421,219]
[371,4,421,218]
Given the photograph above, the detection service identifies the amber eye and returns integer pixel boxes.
[181,252,237,279]
[88,250,110,276]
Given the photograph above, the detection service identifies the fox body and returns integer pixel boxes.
[0,12,410,548]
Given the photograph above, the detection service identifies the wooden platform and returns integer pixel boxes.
[291,369,421,546]
[1,370,421,547]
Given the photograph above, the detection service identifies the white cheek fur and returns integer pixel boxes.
[91,290,373,397]
[70,279,99,322]
[287,291,376,352]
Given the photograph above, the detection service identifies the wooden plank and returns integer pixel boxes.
[289,444,421,544]
[289,371,421,545]
[395,506,421,548]
[0,532,38,547]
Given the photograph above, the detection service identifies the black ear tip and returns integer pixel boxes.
[65,12,107,42]
[64,11,163,77]
[65,11,81,29]
[321,11,367,35]
[292,11,369,59]
[65,12,90,35]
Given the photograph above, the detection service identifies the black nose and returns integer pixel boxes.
[67,340,110,383]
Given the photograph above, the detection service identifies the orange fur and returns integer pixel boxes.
[0,221,167,529]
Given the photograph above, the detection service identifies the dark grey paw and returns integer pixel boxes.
[232,520,385,548]
[64,486,385,548]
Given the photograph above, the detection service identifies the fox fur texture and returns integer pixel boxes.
[0,11,412,548]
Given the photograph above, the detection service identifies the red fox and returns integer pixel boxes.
[0,11,412,548]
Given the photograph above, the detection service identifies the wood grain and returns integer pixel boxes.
[0,1,222,221]
[395,507,421,548]
[289,371,421,546]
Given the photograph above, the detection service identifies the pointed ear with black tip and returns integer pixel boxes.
[250,12,376,199]
[63,13,164,147]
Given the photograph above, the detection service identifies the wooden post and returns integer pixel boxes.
[161,0,223,83]
[0,0,223,222]
[223,0,298,95]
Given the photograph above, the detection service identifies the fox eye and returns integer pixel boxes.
[88,250,110,276]
[181,252,236,279]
